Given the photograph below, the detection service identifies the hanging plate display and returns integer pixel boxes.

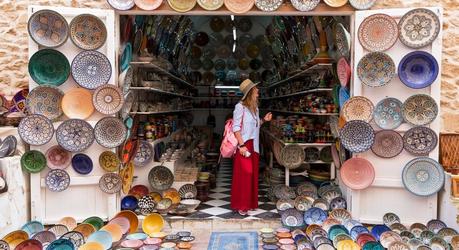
[371,130,404,158]
[255,0,283,12]
[99,173,122,194]
[28,9,69,48]
[69,14,107,50]
[71,50,112,89]
[403,126,437,156]
[291,0,320,11]
[398,8,440,49]
[402,94,438,126]
[93,85,124,115]
[148,166,174,191]
[72,153,93,175]
[337,57,351,87]
[18,114,54,146]
[27,85,64,120]
[358,14,399,52]
[335,23,351,58]
[340,158,375,190]
[29,49,70,86]
[197,0,224,10]
[323,0,348,7]
[133,140,153,167]
[107,0,135,10]
[46,145,71,170]
[398,51,439,89]
[168,0,197,12]
[348,0,376,9]
[56,119,95,152]
[21,150,46,173]
[402,157,445,196]
[134,0,162,10]
[61,87,95,120]
[99,151,120,172]
[280,144,305,170]
[339,120,375,153]
[357,52,395,87]
[46,169,70,192]
[94,117,127,149]
[338,86,350,109]
[373,97,403,130]
[224,0,254,14]
[120,162,134,194]
[342,96,374,122]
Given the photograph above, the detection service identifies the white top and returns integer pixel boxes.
[232,102,260,153]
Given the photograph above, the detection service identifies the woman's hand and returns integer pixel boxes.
[263,112,273,122]
[239,146,248,156]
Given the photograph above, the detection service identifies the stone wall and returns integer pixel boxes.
[0,0,458,131]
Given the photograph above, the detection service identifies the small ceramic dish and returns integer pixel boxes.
[72,153,93,175]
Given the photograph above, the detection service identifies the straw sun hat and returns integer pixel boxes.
[239,79,258,100]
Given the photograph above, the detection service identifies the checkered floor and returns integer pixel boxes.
[170,159,280,220]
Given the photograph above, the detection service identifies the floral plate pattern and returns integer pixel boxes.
[402,157,445,196]
[99,173,122,194]
[358,14,399,52]
[46,169,71,192]
[134,140,154,167]
[71,50,112,90]
[373,97,403,130]
[93,85,124,115]
[342,96,374,122]
[18,114,54,146]
[403,127,437,156]
[27,85,64,120]
[398,8,440,49]
[28,9,69,48]
[348,0,376,9]
[357,52,395,87]
[107,0,135,10]
[339,120,375,153]
[70,14,107,50]
[281,208,304,227]
[197,0,224,10]
[335,23,351,58]
[224,0,255,14]
[255,0,283,12]
[56,119,95,152]
[402,94,438,126]
[371,130,404,158]
[94,117,127,148]
[148,166,174,191]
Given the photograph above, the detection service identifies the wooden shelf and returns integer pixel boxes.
[192,108,233,111]
[129,87,193,99]
[260,88,333,100]
[265,63,333,89]
[262,129,333,147]
[130,109,192,115]
[130,61,196,90]
[266,109,338,116]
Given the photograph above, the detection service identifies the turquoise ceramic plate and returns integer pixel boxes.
[29,49,70,86]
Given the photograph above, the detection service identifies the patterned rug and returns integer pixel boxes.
[207,232,258,250]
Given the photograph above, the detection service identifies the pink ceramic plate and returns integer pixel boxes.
[108,217,130,234]
[340,158,375,190]
[134,0,163,10]
[121,239,143,248]
[224,0,254,13]
[46,145,72,170]
[337,57,351,87]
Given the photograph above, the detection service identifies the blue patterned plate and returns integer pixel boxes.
[402,157,445,196]
[357,52,395,87]
[71,50,112,90]
[56,119,95,152]
[27,85,64,120]
[28,9,69,48]
[281,208,304,227]
[339,120,375,153]
[45,169,70,192]
[339,86,350,109]
[304,207,327,225]
[370,224,390,241]
[350,225,370,240]
[399,51,438,89]
[18,114,54,146]
[403,126,437,156]
[398,8,440,49]
[373,97,403,130]
[94,117,127,149]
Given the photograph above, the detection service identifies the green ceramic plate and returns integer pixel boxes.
[21,150,46,173]
[363,241,384,250]
[28,49,70,86]
[82,216,104,230]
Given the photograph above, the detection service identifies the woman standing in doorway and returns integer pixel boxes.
[231,79,272,216]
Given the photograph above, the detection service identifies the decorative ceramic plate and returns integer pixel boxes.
[390,223,407,234]
[107,0,135,10]
[18,114,54,146]
[388,241,410,250]
[304,207,327,225]
[281,208,304,227]
[398,51,439,89]
[11,89,29,114]
[60,231,85,248]
[28,9,69,48]
[21,150,46,173]
[46,145,71,170]
[163,188,181,204]
[61,87,95,120]
[46,169,70,192]
[134,0,162,10]
[398,8,440,49]
[99,172,122,194]
[29,49,70,86]
[27,85,64,120]
[304,147,320,162]
[402,157,445,196]
[291,0,320,11]
[373,97,404,130]
[197,0,224,10]
[330,196,347,210]
[358,14,399,52]
[371,224,391,241]
[323,0,347,7]
[167,0,197,12]
[337,57,351,87]
[56,119,95,152]
[426,219,447,234]
[255,0,283,11]
[280,144,305,169]
[70,14,107,50]
[344,219,363,232]
[94,117,127,148]
[72,153,93,175]
[357,52,395,87]
[120,162,134,194]
[31,231,56,246]
[335,23,351,58]
[148,166,174,191]
[178,184,197,199]
[339,120,375,153]
[383,212,400,226]
[224,0,254,13]
[320,146,333,163]
[14,239,42,250]
[342,96,374,122]
[348,0,376,9]
[99,151,120,172]
[380,231,402,248]
[93,85,124,115]
[402,94,438,126]
[71,50,112,89]
[297,182,318,195]
[329,208,352,223]
[294,195,313,211]
[134,140,153,167]
[371,130,404,158]
[403,127,437,156]
[276,198,295,211]
[120,43,132,72]
[340,158,375,190]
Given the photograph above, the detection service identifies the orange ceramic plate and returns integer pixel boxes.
[79,241,104,250]
[61,87,94,119]
[142,213,165,236]
[2,230,29,249]
[101,224,123,242]
[59,217,77,230]
[114,210,139,234]
[162,188,181,205]
[224,0,254,13]
[73,223,96,239]
[167,0,197,12]
[120,162,134,194]
[134,0,163,10]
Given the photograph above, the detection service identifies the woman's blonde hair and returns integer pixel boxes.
[242,88,258,114]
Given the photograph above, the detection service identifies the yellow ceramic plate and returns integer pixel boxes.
[150,231,167,238]
[224,0,254,13]
[120,162,134,194]
[59,217,77,230]
[324,0,348,7]
[142,213,165,236]
[197,0,224,10]
[162,188,181,205]
[149,192,162,203]
[167,0,197,12]
[73,223,96,239]
[61,87,94,120]
[337,239,360,250]
[79,241,104,250]
[114,210,139,234]
[2,230,28,249]
[99,151,120,172]
[101,224,123,242]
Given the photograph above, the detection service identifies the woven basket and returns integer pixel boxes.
[440,133,459,174]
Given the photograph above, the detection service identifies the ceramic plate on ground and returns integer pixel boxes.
[168,0,197,12]
[398,8,440,49]
[371,130,404,158]
[426,219,447,234]
[281,208,304,227]
[342,96,374,122]
[329,208,352,223]
[93,85,124,115]
[402,94,438,126]
[255,0,283,11]
[72,153,93,175]
[323,0,347,7]
[71,50,112,89]
[197,0,224,10]
[178,184,197,199]
[56,119,95,152]
[70,14,107,50]
[304,207,327,225]
[148,166,174,191]
[349,0,376,9]
[134,0,162,10]
[339,120,375,153]
[402,157,445,196]
[403,127,437,156]
[14,239,42,250]
[277,198,295,211]
[380,231,402,248]
[62,87,95,120]
[294,195,313,211]
[357,52,395,87]
[373,97,404,130]
[46,169,70,192]
[224,0,254,13]
[337,57,351,87]
[28,9,69,48]
[358,14,398,52]
[94,117,127,148]
[21,150,46,173]
[398,51,439,89]
[291,0,320,11]
[99,173,122,194]
[335,23,351,58]
[107,0,135,10]
[31,231,56,246]
[27,85,64,120]
[134,140,153,166]
[383,212,400,226]
[280,144,305,169]
[29,49,70,86]
[340,158,375,190]
[46,145,71,170]
[18,114,54,146]
[99,151,120,172]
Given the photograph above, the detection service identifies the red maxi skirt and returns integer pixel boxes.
[230,139,259,211]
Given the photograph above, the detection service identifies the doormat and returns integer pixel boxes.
[207,231,258,250]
